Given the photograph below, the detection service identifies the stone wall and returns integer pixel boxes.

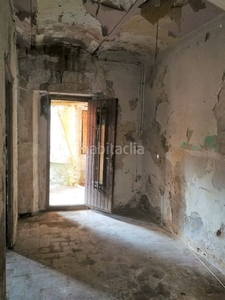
[0,1,18,299]
[18,48,143,213]
[142,14,225,272]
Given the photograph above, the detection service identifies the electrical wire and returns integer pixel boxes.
[92,0,147,56]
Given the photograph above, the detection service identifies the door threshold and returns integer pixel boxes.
[47,205,87,211]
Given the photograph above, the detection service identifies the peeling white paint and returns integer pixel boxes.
[143,14,225,273]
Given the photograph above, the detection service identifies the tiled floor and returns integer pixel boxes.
[6,210,225,300]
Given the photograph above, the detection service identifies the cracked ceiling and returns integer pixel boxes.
[13,0,224,59]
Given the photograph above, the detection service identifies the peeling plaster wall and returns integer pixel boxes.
[0,1,18,299]
[18,49,142,213]
[143,14,225,272]
[14,0,103,51]
[35,0,102,51]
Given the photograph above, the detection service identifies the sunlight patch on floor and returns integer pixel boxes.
[49,185,85,206]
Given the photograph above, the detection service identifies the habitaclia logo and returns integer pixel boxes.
[87,142,144,155]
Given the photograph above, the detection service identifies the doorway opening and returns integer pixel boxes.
[49,100,88,207]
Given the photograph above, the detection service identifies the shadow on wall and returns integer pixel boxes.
[138,195,162,224]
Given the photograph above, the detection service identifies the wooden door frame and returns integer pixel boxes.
[5,78,14,248]
[45,93,92,210]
